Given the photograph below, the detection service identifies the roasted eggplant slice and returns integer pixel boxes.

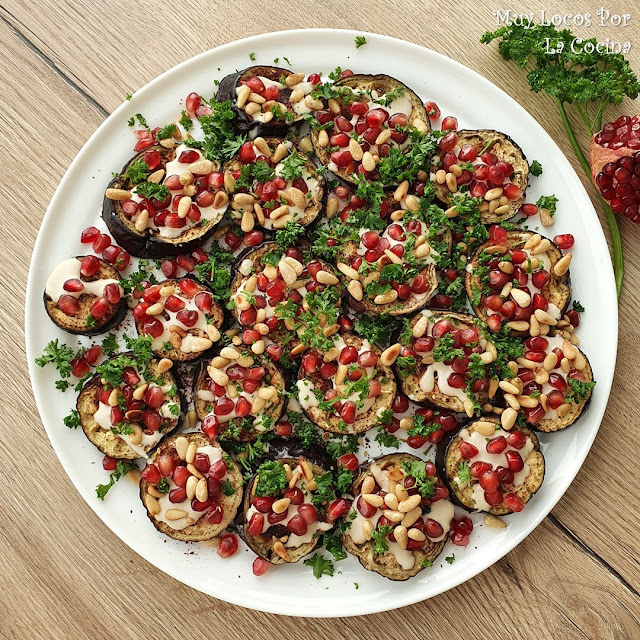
[309,74,430,185]
[441,416,544,515]
[132,277,224,362]
[194,351,286,441]
[296,333,396,434]
[140,433,243,541]
[103,144,227,258]
[77,355,184,459]
[509,333,594,432]
[342,453,454,580]
[465,230,571,335]
[431,130,528,223]
[338,197,451,315]
[397,310,491,415]
[223,137,325,230]
[217,66,319,133]
[230,242,341,356]
[43,256,126,335]
[243,457,333,564]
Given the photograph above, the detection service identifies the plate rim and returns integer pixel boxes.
[25,27,618,617]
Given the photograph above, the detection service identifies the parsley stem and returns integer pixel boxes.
[555,98,624,299]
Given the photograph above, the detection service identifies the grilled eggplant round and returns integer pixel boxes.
[229,242,341,354]
[223,137,325,230]
[43,256,126,335]
[243,457,333,564]
[432,130,528,223]
[193,353,286,441]
[342,453,453,580]
[398,311,491,414]
[465,231,571,335]
[103,144,227,258]
[140,433,243,541]
[297,333,396,434]
[310,74,430,185]
[77,355,185,459]
[217,66,317,133]
[441,416,545,515]
[132,277,224,363]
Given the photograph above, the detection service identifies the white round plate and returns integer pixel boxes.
[26,29,617,617]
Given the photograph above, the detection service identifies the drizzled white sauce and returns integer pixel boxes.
[45,258,122,302]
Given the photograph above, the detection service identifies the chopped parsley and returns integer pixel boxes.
[401,460,435,498]
[123,158,150,184]
[179,110,193,131]
[325,434,360,459]
[249,52,256,61]
[279,151,306,181]
[303,554,334,578]
[371,524,393,555]
[311,472,335,507]
[355,35,367,49]
[35,339,75,391]
[134,182,169,201]
[157,478,170,493]
[566,378,596,403]
[536,194,559,216]
[101,334,119,356]
[572,300,585,313]
[254,460,287,496]
[96,460,138,500]
[445,554,455,564]
[323,533,347,562]
[529,160,543,176]
[63,409,80,429]
[275,221,305,250]
[457,462,471,485]
[374,427,400,449]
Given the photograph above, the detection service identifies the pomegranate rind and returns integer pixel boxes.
[342,453,448,580]
[216,66,302,134]
[298,333,396,435]
[535,346,594,433]
[432,129,529,223]
[441,417,545,516]
[242,457,330,564]
[103,146,225,258]
[77,356,185,460]
[464,230,571,335]
[398,311,490,412]
[193,355,286,442]
[310,74,430,186]
[132,277,224,363]
[43,256,127,336]
[228,241,340,352]
[223,137,326,230]
[140,433,243,541]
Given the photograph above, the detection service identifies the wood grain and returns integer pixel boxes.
[1,0,639,637]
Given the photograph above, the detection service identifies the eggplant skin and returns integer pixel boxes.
[193,355,286,441]
[310,74,430,186]
[432,129,529,223]
[342,453,446,581]
[242,458,330,564]
[441,417,545,516]
[43,256,127,336]
[140,433,243,542]
[399,311,489,412]
[102,146,221,258]
[77,356,186,460]
[298,333,396,434]
[465,231,571,336]
[216,66,296,135]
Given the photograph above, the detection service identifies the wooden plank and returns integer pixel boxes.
[1,0,640,636]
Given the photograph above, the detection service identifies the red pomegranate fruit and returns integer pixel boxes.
[590,115,640,222]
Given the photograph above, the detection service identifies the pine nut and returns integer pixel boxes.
[484,514,507,529]
[165,509,187,521]
[105,188,132,201]
[412,315,429,338]
[530,239,551,256]
[145,495,160,515]
[415,243,431,259]
[449,163,463,177]
[273,541,290,561]
[445,172,457,192]
[361,476,375,495]
[258,385,276,400]
[384,493,399,510]
[540,393,549,412]
[362,493,383,508]
[489,378,499,399]
[394,181,409,201]
[495,204,511,214]
[349,138,363,161]
[133,383,148,401]
[336,262,359,281]
[148,485,162,499]
[381,343,401,366]
[177,196,192,219]
[534,309,557,325]
[504,394,520,410]
[184,474,198,500]
[517,357,537,369]
[335,363,348,386]
[557,403,572,417]
[554,253,572,276]
[270,205,290,220]
[506,321,530,332]
[155,358,172,374]
[278,260,297,285]
[316,270,339,285]
[401,507,422,527]
[299,136,313,154]
[384,248,403,265]
[158,138,175,149]
[236,85,251,108]
[213,191,229,209]
[208,366,229,387]
[326,196,340,217]
[107,388,120,407]
[573,352,587,370]
[501,282,513,298]
[382,510,404,523]
[474,420,496,436]
[184,442,197,465]
[220,346,241,360]
[540,207,554,227]
[394,484,409,502]
[304,96,324,110]
[188,159,214,175]
[126,423,142,444]
[398,494,421,513]
[285,72,305,87]
[535,368,550,385]
[394,525,408,550]
[374,289,398,305]
[486,244,507,255]
[511,289,531,307]
[288,187,307,209]
[544,352,558,370]
[501,407,517,430]
[328,98,341,114]
[524,234,541,250]
[323,347,339,362]
[485,187,503,201]
[252,137,271,157]
[361,519,374,540]
[134,209,149,232]
[318,129,329,148]
[289,89,304,104]
[195,477,208,502]
[251,396,266,415]
[435,169,447,184]
[529,315,541,337]
[499,261,514,274]
[237,354,254,367]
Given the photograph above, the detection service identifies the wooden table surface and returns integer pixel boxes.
[2,0,639,637]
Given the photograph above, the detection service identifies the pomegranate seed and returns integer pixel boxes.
[253,557,271,576]
[507,430,527,449]
[102,455,117,471]
[503,493,525,512]
[338,453,358,472]
[505,450,524,473]
[460,441,479,459]
[484,490,504,506]
[90,297,110,319]
[80,255,101,277]
[439,131,458,152]
[58,295,80,316]
[141,464,161,484]
[424,100,441,119]
[327,498,350,521]
[185,92,201,113]
[217,534,238,558]
[441,116,458,131]
[425,519,444,539]
[479,470,499,492]
[203,504,224,525]
[92,233,111,253]
[80,226,100,243]
[71,358,90,378]
[553,234,575,250]
[486,435,508,454]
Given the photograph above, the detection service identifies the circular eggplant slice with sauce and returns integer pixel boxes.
[140,433,243,542]
[508,333,594,432]
[309,74,430,186]
[230,242,341,356]
[223,136,325,231]
[431,130,528,223]
[465,231,571,336]
[217,66,319,133]
[243,457,333,564]
[77,355,185,460]
[132,277,224,363]
[441,416,544,515]
[103,144,228,258]
[296,333,396,434]
[194,351,286,441]
[43,256,126,335]
[337,197,451,316]
[342,453,454,581]
[397,310,491,415]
